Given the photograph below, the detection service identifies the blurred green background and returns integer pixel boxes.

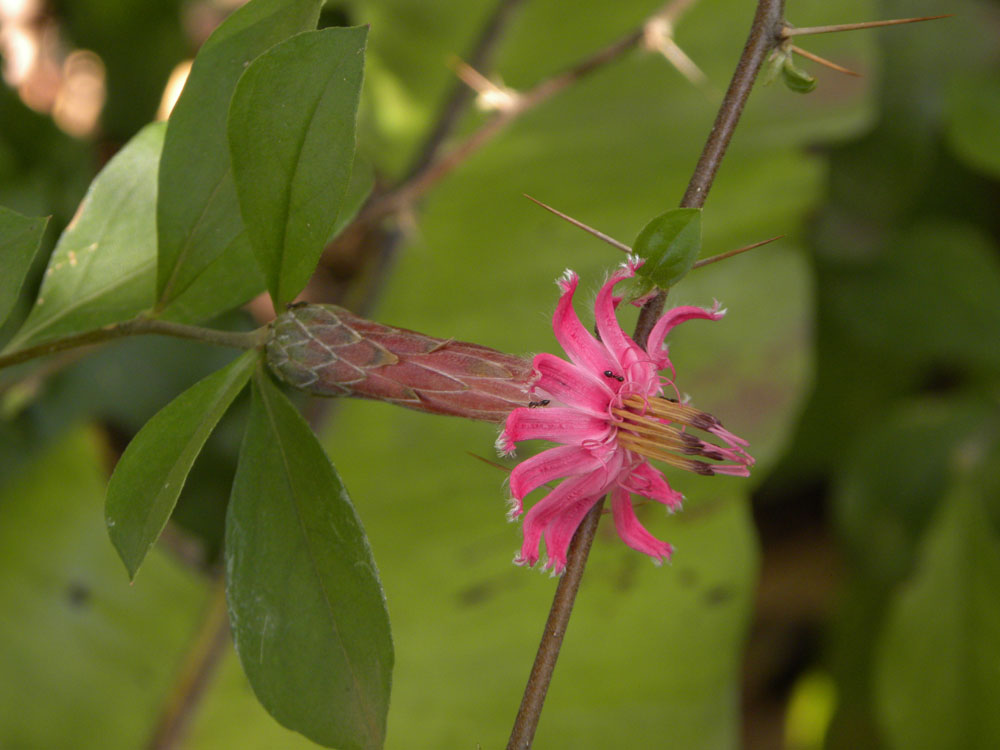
[2,0,999,748]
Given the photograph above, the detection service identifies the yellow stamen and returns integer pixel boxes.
[617,433,714,475]
[611,395,733,474]
[611,407,688,445]
[623,394,718,430]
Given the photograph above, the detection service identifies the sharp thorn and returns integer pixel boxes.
[466,451,513,473]
[789,45,862,77]
[782,15,953,38]
[692,235,783,269]
[522,194,633,253]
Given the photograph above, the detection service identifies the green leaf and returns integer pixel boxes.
[105,349,257,580]
[329,155,375,243]
[229,26,368,308]
[226,368,392,749]
[155,246,262,326]
[632,207,701,288]
[874,483,1000,750]
[155,0,323,318]
[0,206,48,327]
[3,123,164,351]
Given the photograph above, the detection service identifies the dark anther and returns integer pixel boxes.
[692,461,715,476]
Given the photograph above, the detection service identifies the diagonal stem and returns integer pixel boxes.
[633,0,785,346]
[147,575,230,750]
[359,20,648,225]
[506,1,785,747]
[0,317,266,373]
[506,498,605,750]
[402,0,529,181]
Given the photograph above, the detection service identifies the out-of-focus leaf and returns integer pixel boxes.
[874,481,1000,750]
[632,207,701,289]
[0,206,48,326]
[229,26,367,308]
[826,400,1000,745]
[106,349,257,580]
[154,0,322,318]
[946,69,1000,179]
[835,399,996,588]
[825,220,1000,373]
[3,123,164,350]
[226,369,392,749]
[0,427,208,749]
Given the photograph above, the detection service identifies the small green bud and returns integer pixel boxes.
[781,55,817,93]
[761,48,787,86]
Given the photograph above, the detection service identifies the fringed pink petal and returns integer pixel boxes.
[531,352,611,415]
[645,303,725,368]
[593,261,643,371]
[611,486,674,564]
[515,457,621,572]
[500,406,611,452]
[509,444,603,500]
[552,271,618,377]
[620,460,683,511]
[540,490,607,574]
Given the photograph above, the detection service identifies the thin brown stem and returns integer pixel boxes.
[147,575,231,750]
[313,0,530,319]
[361,24,647,225]
[0,317,265,372]
[633,0,785,346]
[781,15,952,38]
[507,4,786,745]
[506,498,605,750]
[402,0,528,181]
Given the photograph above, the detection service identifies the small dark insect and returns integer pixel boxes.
[616,376,624,382]
[527,399,551,408]
[603,370,615,378]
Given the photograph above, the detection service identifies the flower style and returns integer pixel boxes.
[497,258,753,574]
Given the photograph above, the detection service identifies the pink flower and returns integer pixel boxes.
[498,258,753,574]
